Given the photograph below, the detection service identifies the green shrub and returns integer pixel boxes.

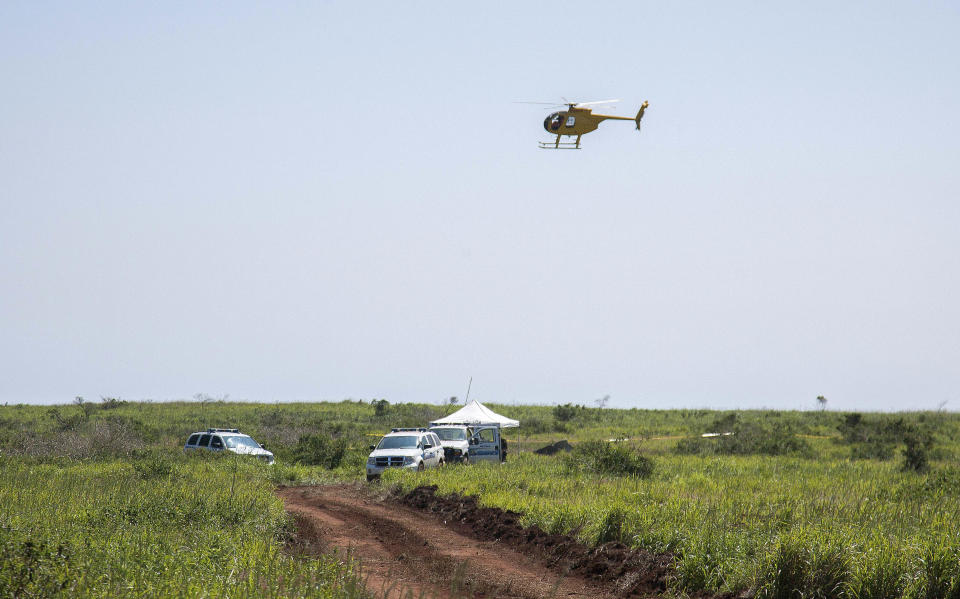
[709,412,739,433]
[838,414,911,445]
[99,396,128,410]
[553,403,583,422]
[562,440,653,478]
[291,434,347,469]
[850,439,896,461]
[371,399,389,418]
[46,407,84,432]
[836,414,937,470]
[902,429,933,473]
[131,450,175,479]
[673,421,811,458]
[837,414,904,460]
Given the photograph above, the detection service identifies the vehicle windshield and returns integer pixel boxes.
[224,435,261,449]
[432,428,467,441]
[377,435,419,450]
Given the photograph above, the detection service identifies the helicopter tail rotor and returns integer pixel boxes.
[635,100,649,131]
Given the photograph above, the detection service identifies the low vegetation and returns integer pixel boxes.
[562,440,654,478]
[0,453,366,598]
[291,434,350,469]
[2,399,960,597]
[672,419,812,457]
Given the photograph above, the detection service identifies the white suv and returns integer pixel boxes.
[183,428,275,464]
[366,428,444,481]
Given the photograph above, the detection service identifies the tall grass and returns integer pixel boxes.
[0,453,367,598]
[386,449,960,597]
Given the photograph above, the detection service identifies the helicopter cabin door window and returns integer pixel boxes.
[565,116,576,128]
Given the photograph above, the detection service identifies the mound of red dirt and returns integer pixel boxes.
[396,485,730,598]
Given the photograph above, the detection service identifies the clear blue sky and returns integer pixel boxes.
[2,2,958,410]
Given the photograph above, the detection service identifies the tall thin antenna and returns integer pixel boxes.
[464,377,473,404]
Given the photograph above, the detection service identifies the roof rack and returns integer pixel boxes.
[207,428,239,433]
[391,427,427,433]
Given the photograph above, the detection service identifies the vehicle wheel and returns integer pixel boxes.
[366,474,377,482]
[417,461,425,472]
[438,459,445,468]
[462,455,469,466]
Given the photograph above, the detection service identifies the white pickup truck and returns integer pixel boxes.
[429,424,504,464]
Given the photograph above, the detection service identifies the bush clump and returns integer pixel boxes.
[553,403,586,422]
[673,421,811,458]
[371,399,389,418]
[837,413,909,460]
[8,416,143,459]
[901,428,933,473]
[131,449,176,479]
[290,434,347,469]
[562,440,653,478]
[837,413,935,470]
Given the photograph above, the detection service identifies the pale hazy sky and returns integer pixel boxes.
[1,2,958,410]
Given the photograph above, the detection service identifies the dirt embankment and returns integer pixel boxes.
[279,484,733,599]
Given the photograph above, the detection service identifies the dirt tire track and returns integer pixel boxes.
[279,484,616,599]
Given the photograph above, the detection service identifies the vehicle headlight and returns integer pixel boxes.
[403,456,415,466]
[367,457,376,465]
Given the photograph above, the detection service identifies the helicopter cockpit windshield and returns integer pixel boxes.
[543,112,561,133]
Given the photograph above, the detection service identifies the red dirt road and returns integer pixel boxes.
[279,484,617,599]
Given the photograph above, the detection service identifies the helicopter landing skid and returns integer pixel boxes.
[538,141,581,149]
[539,134,582,149]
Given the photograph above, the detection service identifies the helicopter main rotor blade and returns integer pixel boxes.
[573,98,621,107]
[513,101,565,106]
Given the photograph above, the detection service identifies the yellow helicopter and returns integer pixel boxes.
[523,99,649,149]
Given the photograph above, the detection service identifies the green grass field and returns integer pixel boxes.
[0,454,368,598]
[2,398,960,597]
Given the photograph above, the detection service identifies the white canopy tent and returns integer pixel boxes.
[429,399,519,428]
